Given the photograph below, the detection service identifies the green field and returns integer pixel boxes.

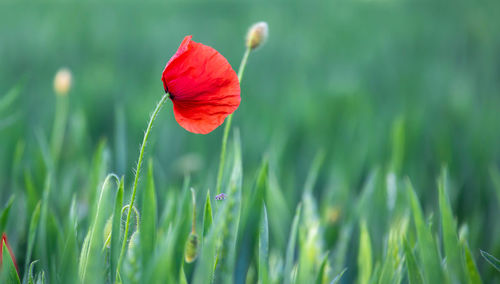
[1,1,500,283]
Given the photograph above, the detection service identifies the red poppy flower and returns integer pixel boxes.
[162,36,241,134]
[1,233,19,276]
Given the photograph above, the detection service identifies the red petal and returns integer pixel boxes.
[162,36,240,134]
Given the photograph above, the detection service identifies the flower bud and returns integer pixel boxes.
[246,22,269,50]
[53,68,72,96]
[184,232,199,263]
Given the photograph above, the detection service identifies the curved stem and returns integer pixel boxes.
[215,47,251,194]
[237,47,251,83]
[116,93,169,279]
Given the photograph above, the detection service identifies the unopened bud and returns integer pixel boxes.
[53,68,72,96]
[184,233,199,263]
[246,22,268,50]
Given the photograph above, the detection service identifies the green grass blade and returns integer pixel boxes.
[266,168,291,247]
[488,166,500,206]
[303,150,326,195]
[284,203,302,284]
[110,177,124,283]
[0,195,15,233]
[407,179,443,283]
[38,175,52,275]
[23,201,41,281]
[315,252,329,284]
[389,116,405,175]
[179,263,188,284]
[480,250,500,272]
[213,130,243,284]
[258,203,269,284]
[331,268,348,284]
[79,174,119,282]
[58,197,79,283]
[0,241,20,284]
[202,189,213,239]
[141,159,158,269]
[403,238,424,284]
[27,260,39,284]
[438,169,464,283]
[377,222,406,284]
[462,241,482,284]
[35,270,45,284]
[192,194,230,284]
[0,80,22,112]
[23,170,38,217]
[234,158,268,284]
[357,220,372,284]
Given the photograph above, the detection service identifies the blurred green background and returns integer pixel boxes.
[1,0,500,282]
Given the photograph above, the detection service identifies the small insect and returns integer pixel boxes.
[215,193,227,201]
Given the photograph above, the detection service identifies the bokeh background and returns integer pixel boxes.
[1,0,500,282]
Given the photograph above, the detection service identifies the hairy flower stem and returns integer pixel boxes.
[116,93,169,280]
[215,47,251,194]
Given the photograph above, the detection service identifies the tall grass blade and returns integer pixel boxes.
[403,238,424,284]
[27,260,39,284]
[438,169,464,283]
[23,202,41,282]
[330,268,347,284]
[462,241,482,284]
[315,252,329,284]
[213,130,243,284]
[357,220,372,284]
[0,241,20,284]
[202,189,213,239]
[0,195,14,234]
[284,203,302,284]
[141,159,158,268]
[58,197,79,283]
[480,250,500,272]
[79,174,119,283]
[110,177,124,283]
[258,203,269,284]
[407,179,443,283]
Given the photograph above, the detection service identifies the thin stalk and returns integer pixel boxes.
[50,95,68,169]
[215,47,251,194]
[116,93,169,279]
